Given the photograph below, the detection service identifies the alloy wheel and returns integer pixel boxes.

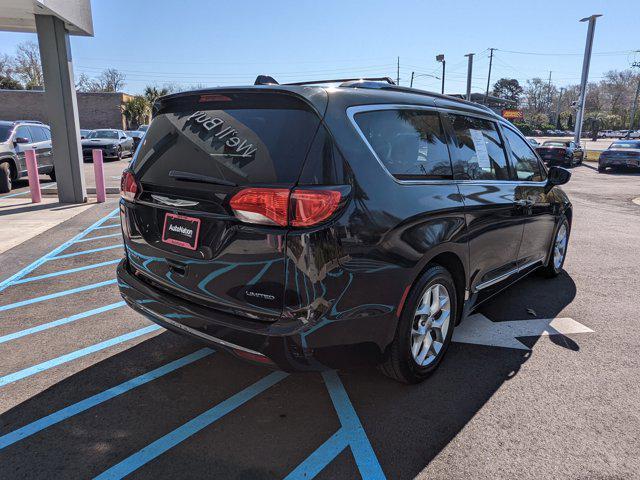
[410,283,451,367]
[553,223,568,269]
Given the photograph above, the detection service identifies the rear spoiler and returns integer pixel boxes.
[152,87,329,120]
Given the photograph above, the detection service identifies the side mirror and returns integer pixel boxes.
[14,136,29,144]
[545,166,571,193]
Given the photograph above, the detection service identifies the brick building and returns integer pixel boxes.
[0,90,133,129]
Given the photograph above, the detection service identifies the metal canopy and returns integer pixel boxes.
[0,0,93,36]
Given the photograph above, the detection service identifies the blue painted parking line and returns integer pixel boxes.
[50,244,123,260]
[12,259,121,285]
[0,208,119,292]
[93,371,288,480]
[285,371,385,480]
[0,190,29,198]
[0,279,117,312]
[93,224,121,230]
[75,233,122,243]
[0,324,161,387]
[0,302,126,344]
[0,348,213,449]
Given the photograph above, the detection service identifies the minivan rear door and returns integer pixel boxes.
[122,90,327,320]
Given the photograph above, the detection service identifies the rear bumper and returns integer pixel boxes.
[117,259,390,371]
[599,157,640,168]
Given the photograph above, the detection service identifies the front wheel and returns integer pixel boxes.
[539,217,569,278]
[379,265,457,384]
[0,162,11,193]
[49,167,56,182]
[598,165,606,173]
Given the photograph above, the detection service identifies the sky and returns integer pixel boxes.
[0,0,638,95]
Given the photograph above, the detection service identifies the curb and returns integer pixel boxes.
[43,187,120,196]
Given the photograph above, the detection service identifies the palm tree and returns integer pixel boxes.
[122,96,148,129]
[143,86,170,116]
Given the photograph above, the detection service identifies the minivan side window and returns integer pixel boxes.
[353,109,453,180]
[502,126,546,182]
[15,126,32,142]
[446,114,510,180]
[29,126,47,143]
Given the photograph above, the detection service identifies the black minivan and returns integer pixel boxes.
[117,77,572,383]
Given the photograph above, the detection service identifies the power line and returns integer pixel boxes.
[497,49,634,56]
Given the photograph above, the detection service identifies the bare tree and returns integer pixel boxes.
[75,73,94,92]
[13,41,43,89]
[95,68,126,92]
[0,53,14,78]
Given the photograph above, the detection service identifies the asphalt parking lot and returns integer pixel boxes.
[1,165,639,480]
[0,156,129,200]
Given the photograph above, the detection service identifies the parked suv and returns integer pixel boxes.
[0,120,56,193]
[116,78,572,383]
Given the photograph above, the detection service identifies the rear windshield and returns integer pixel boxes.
[610,141,640,149]
[132,93,321,186]
[542,141,567,147]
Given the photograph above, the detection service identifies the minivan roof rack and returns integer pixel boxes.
[286,77,396,86]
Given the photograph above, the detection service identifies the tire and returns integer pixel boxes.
[49,167,56,182]
[0,162,11,193]
[539,216,570,278]
[598,165,606,173]
[379,265,458,384]
[116,146,122,160]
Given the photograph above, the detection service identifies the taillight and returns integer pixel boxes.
[229,188,342,227]
[120,170,140,202]
[290,189,342,227]
[229,188,290,226]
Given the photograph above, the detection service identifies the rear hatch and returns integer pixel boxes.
[121,90,328,320]
[537,146,566,158]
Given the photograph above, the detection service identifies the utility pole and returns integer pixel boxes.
[397,57,400,85]
[546,71,553,117]
[627,60,640,135]
[555,87,565,128]
[410,71,415,88]
[485,48,496,104]
[574,14,602,146]
[465,53,474,101]
[436,54,445,94]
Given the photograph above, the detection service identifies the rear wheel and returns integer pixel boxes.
[379,265,457,384]
[49,167,56,182]
[539,217,569,278]
[0,162,12,193]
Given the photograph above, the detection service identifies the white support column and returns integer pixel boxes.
[35,14,86,203]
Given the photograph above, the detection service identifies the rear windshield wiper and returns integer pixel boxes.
[169,170,236,187]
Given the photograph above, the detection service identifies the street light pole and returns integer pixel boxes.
[627,61,640,135]
[436,54,445,94]
[465,53,474,101]
[555,87,565,128]
[574,14,602,146]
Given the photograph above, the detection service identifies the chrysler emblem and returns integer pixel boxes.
[151,194,199,207]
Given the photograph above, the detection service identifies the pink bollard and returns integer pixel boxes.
[92,149,106,203]
[25,149,41,203]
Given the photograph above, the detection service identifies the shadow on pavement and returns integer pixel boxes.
[0,274,580,479]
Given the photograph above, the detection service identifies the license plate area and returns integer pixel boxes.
[162,213,201,251]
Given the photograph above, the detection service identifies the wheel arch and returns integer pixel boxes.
[399,248,467,326]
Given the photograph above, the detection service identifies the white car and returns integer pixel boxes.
[629,130,640,139]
